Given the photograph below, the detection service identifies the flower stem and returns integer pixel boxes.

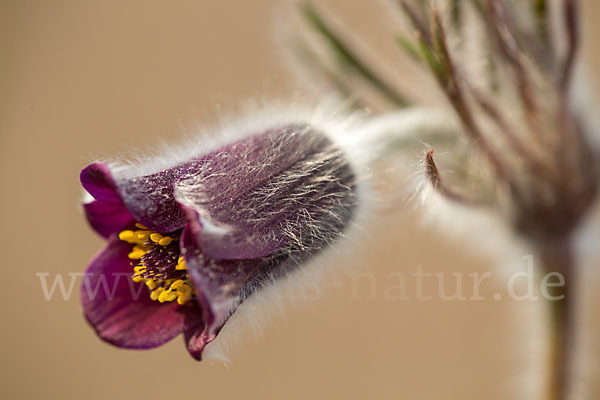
[540,240,576,400]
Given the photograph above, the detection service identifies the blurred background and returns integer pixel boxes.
[2,1,600,399]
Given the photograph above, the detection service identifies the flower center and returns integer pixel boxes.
[118,223,195,305]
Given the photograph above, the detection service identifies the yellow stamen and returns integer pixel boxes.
[118,230,135,241]
[128,250,145,260]
[150,233,163,243]
[136,230,151,241]
[177,292,191,305]
[158,236,173,246]
[176,257,187,270]
[150,287,164,301]
[177,284,192,296]
[120,223,195,305]
[158,289,177,303]
[145,279,157,290]
[170,279,185,289]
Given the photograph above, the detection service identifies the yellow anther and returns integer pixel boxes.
[158,289,177,303]
[150,287,164,301]
[170,279,185,290]
[150,233,163,243]
[158,237,173,246]
[136,230,151,241]
[128,250,145,260]
[118,230,135,241]
[176,257,187,270]
[126,221,193,304]
[177,284,192,295]
[177,292,191,305]
[145,279,157,290]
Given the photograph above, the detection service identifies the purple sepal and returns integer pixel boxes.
[80,163,121,203]
[81,236,197,349]
[81,163,133,238]
[83,201,134,239]
[174,125,346,259]
[80,162,190,235]
[80,124,357,360]
[181,223,276,359]
[115,166,192,233]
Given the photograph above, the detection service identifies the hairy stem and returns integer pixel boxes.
[539,239,576,400]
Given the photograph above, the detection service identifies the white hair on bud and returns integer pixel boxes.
[196,102,383,361]
[83,96,394,362]
[101,97,367,177]
[190,105,476,362]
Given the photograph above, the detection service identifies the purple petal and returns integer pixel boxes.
[81,161,191,234]
[83,201,134,239]
[175,125,358,358]
[80,163,121,203]
[113,165,192,233]
[181,225,277,359]
[174,124,357,260]
[81,163,133,237]
[81,236,197,349]
[183,312,209,361]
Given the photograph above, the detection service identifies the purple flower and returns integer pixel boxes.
[80,124,357,360]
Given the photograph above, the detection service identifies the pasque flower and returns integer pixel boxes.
[80,122,358,360]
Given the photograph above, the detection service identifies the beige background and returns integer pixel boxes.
[2,1,600,399]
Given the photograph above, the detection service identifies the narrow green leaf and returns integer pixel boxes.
[300,2,408,107]
[416,37,444,81]
[396,35,421,62]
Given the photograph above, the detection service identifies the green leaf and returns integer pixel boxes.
[416,37,444,81]
[396,35,421,62]
[300,2,408,107]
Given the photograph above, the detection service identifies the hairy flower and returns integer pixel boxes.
[80,122,359,360]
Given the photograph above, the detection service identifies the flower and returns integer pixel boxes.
[80,122,358,360]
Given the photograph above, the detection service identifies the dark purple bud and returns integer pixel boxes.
[80,123,358,360]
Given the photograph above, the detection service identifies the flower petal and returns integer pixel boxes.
[174,124,357,259]
[80,163,122,203]
[114,165,191,233]
[181,225,281,359]
[81,161,190,234]
[81,163,133,237]
[183,312,209,361]
[81,236,192,349]
[83,200,134,239]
